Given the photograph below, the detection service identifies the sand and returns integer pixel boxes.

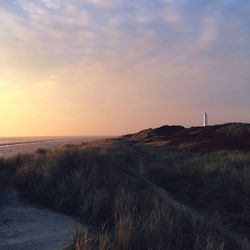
[0,189,76,250]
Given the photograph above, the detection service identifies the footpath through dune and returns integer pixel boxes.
[0,189,76,250]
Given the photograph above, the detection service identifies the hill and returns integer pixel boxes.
[124,123,250,151]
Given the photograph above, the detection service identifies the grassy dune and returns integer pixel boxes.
[143,147,250,239]
[0,139,249,249]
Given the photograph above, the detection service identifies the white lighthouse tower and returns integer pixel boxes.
[203,112,208,127]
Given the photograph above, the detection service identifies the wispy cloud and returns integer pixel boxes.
[33,75,58,91]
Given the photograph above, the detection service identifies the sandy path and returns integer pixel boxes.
[0,189,76,250]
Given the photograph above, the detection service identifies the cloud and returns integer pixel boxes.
[40,0,62,9]
[163,3,184,26]
[0,7,26,39]
[33,75,58,91]
[1,0,219,63]
[87,0,124,7]
[197,16,217,48]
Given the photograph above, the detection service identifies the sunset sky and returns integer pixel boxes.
[0,0,250,136]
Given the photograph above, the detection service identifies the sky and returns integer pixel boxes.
[0,0,250,136]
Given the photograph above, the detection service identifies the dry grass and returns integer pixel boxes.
[0,139,249,249]
[143,146,250,240]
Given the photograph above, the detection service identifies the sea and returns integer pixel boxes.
[0,136,104,158]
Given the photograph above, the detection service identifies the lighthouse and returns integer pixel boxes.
[203,112,208,127]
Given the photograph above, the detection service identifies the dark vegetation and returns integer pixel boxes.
[0,155,26,204]
[143,149,250,239]
[0,123,250,249]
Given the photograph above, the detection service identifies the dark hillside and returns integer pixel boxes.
[124,125,185,141]
[125,123,250,151]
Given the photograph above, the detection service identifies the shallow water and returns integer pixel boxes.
[0,136,102,158]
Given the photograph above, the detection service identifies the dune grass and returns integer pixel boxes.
[216,123,250,137]
[144,147,250,239]
[0,140,249,249]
